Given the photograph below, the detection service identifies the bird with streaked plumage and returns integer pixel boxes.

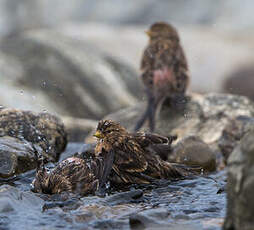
[94,119,191,185]
[32,146,114,196]
[135,22,190,132]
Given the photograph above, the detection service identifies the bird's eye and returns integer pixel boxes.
[106,130,112,134]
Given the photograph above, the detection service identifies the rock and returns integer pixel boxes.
[223,130,254,230]
[86,93,254,167]
[0,107,67,162]
[0,30,141,119]
[0,184,44,213]
[218,116,254,162]
[0,136,40,178]
[170,136,216,172]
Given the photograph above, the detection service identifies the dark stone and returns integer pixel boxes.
[170,136,216,172]
[0,144,17,178]
[129,215,146,230]
[0,136,39,178]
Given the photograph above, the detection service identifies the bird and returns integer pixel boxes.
[94,119,189,185]
[135,22,189,132]
[32,146,114,196]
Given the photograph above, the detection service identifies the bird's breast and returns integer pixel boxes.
[153,67,174,87]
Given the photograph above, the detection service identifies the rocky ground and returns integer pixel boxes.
[1,2,254,228]
[0,91,253,230]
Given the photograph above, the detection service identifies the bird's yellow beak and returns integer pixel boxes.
[93,130,103,139]
[145,30,152,37]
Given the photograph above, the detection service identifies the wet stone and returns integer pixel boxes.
[0,107,67,162]
[0,136,40,178]
[0,146,17,178]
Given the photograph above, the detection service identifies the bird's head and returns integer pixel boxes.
[93,120,128,144]
[146,22,179,42]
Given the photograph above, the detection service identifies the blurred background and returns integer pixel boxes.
[1,0,254,126]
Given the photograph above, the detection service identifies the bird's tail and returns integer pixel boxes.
[160,161,201,179]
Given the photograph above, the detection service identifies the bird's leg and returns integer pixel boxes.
[134,103,150,132]
[134,91,155,132]
[148,97,159,132]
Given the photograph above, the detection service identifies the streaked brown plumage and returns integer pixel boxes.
[32,148,114,196]
[135,22,189,132]
[94,119,187,185]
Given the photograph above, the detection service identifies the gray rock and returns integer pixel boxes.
[224,130,254,230]
[86,93,254,167]
[170,136,216,172]
[0,30,141,119]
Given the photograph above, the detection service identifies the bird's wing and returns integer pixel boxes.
[141,39,176,71]
[133,132,176,146]
[113,140,148,173]
[132,132,177,161]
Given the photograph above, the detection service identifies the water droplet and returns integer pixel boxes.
[20,90,24,95]
[42,81,46,87]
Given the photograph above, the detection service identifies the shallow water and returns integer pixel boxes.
[0,166,226,230]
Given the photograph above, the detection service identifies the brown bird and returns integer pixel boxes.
[135,22,189,132]
[94,119,188,185]
[32,147,114,196]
